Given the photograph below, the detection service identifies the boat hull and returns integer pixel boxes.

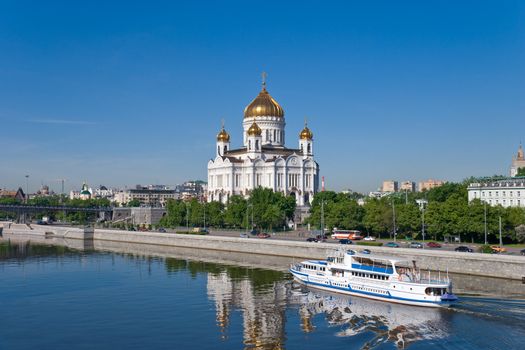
[290,268,456,308]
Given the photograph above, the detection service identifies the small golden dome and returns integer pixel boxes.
[217,127,230,142]
[244,87,284,119]
[299,123,313,140]
[247,121,262,136]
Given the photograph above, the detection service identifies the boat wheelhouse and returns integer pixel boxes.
[289,249,458,308]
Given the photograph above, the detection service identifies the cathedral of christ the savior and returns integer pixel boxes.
[207,76,320,211]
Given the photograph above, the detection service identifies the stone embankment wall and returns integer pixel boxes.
[2,223,524,280]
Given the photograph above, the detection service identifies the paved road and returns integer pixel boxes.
[204,228,525,256]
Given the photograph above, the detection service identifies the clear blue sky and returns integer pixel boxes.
[1,0,524,193]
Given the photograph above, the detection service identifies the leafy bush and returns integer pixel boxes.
[479,244,493,254]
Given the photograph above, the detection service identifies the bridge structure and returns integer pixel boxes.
[0,204,113,223]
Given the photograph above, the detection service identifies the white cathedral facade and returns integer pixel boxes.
[207,78,320,208]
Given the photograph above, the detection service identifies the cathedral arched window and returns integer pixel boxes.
[248,140,252,150]
[255,140,259,150]
[300,144,303,153]
[224,145,227,154]
[307,143,311,154]
[273,129,276,142]
[217,146,220,155]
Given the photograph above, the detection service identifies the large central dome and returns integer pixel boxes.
[243,86,284,119]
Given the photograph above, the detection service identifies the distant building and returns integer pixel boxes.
[36,184,53,197]
[368,191,389,199]
[400,181,416,192]
[112,207,167,225]
[468,178,525,208]
[114,185,178,207]
[382,180,398,193]
[70,182,92,200]
[510,143,525,177]
[0,188,25,202]
[176,181,207,202]
[94,185,114,199]
[418,179,444,192]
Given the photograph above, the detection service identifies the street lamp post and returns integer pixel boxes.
[416,199,428,243]
[186,202,190,232]
[392,200,397,242]
[25,175,29,203]
[320,200,325,237]
[484,202,488,245]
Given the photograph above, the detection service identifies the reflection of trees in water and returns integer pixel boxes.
[0,240,74,260]
[291,288,449,349]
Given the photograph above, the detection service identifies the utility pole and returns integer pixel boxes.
[203,203,206,230]
[186,202,189,232]
[392,200,397,242]
[25,175,29,203]
[499,216,503,247]
[484,202,488,245]
[320,200,325,237]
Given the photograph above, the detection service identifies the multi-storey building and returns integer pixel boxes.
[400,181,416,192]
[381,180,398,193]
[418,179,444,192]
[468,177,525,207]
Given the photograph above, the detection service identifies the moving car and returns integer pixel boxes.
[426,242,442,248]
[409,242,423,249]
[240,233,249,238]
[363,236,376,241]
[306,237,319,243]
[249,229,259,236]
[158,228,167,233]
[454,246,473,253]
[361,249,371,254]
[384,242,400,248]
[490,245,507,253]
[257,233,270,239]
[338,239,353,245]
[521,249,525,256]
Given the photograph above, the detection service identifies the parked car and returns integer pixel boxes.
[490,245,507,253]
[409,242,423,249]
[361,249,371,254]
[521,249,525,256]
[385,242,400,248]
[363,236,376,241]
[158,228,167,233]
[316,234,328,241]
[426,242,442,248]
[128,227,136,231]
[249,229,259,236]
[338,239,353,245]
[240,233,249,238]
[257,233,270,239]
[306,237,319,243]
[455,246,473,253]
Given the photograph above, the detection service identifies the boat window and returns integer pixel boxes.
[425,287,447,296]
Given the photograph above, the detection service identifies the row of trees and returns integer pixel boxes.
[306,180,525,243]
[160,188,296,231]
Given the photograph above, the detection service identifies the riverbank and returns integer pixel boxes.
[2,222,525,281]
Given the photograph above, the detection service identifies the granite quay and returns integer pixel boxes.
[2,222,524,281]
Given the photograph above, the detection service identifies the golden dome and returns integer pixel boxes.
[216,127,230,142]
[244,86,284,119]
[247,121,262,136]
[299,123,313,140]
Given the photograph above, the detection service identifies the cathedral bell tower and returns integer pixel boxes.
[216,121,230,157]
[299,120,314,157]
[246,120,262,158]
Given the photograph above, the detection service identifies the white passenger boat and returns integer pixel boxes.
[289,249,458,308]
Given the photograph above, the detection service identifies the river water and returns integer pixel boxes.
[0,240,524,349]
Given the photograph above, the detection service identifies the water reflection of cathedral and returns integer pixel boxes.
[207,271,288,349]
[207,268,449,349]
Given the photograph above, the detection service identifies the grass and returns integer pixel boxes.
[356,241,383,247]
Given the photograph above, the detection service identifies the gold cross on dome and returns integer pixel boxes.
[221,118,225,129]
[261,71,267,88]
